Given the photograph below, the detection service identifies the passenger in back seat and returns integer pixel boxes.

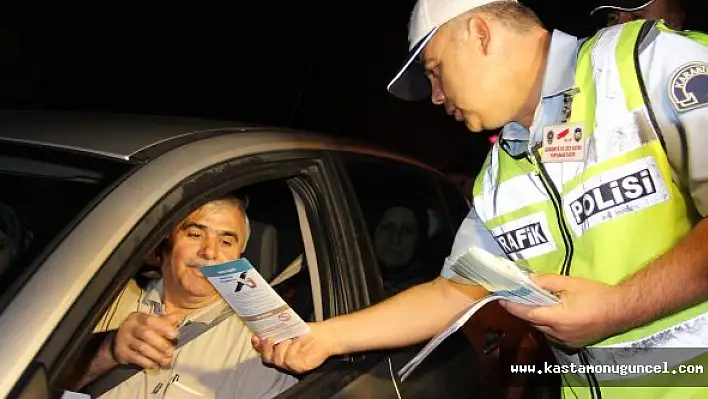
[73,196,297,399]
[370,198,430,295]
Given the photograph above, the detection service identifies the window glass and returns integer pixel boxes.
[0,143,132,304]
[342,155,457,296]
[439,178,471,229]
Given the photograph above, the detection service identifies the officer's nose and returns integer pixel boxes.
[431,77,446,106]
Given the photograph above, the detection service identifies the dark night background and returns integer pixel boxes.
[0,1,704,174]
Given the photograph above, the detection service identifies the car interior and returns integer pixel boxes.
[134,179,317,322]
[43,178,323,398]
[234,181,316,322]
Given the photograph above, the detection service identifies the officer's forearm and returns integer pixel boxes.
[615,217,708,331]
[323,277,488,355]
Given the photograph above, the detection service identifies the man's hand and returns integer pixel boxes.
[113,312,185,369]
[499,274,624,348]
[251,322,339,374]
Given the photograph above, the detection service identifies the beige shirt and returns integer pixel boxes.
[94,279,298,399]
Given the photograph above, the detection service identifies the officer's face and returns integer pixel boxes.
[421,17,527,132]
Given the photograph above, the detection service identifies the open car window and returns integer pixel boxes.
[52,176,324,397]
[341,154,459,297]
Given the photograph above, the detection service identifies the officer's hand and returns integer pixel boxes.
[112,312,185,369]
[252,322,337,374]
[498,274,623,348]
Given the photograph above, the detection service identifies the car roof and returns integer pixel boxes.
[0,110,257,160]
[0,110,439,173]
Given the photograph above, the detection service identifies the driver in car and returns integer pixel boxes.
[72,196,297,398]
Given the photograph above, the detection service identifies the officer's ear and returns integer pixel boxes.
[466,15,491,56]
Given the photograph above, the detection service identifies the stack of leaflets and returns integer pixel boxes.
[450,246,559,306]
[398,245,559,382]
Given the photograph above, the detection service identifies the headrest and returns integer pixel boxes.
[243,220,279,282]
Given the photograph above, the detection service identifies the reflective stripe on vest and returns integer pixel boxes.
[552,311,708,382]
[472,19,708,387]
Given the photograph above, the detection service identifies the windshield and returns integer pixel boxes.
[0,141,133,301]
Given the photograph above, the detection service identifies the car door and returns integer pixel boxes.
[315,151,559,399]
[1,133,375,399]
[281,151,483,399]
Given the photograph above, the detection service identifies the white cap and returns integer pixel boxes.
[387,0,518,101]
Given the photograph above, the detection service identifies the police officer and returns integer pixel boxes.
[591,0,685,30]
[253,0,708,397]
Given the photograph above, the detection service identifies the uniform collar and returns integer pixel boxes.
[540,29,578,98]
[500,29,579,143]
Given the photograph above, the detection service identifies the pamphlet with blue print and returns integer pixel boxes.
[200,257,310,344]
[398,245,559,382]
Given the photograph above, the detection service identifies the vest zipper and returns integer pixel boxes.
[579,349,602,399]
[528,148,602,397]
[528,147,575,275]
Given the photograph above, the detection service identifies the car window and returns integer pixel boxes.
[341,154,459,297]
[127,179,318,323]
[438,178,471,228]
[234,180,317,322]
[0,142,132,304]
[53,177,320,396]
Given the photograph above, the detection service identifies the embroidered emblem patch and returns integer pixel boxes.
[669,61,708,113]
[573,127,583,142]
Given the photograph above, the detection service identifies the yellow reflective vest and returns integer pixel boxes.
[472,20,708,399]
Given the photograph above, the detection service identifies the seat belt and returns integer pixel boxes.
[81,304,233,398]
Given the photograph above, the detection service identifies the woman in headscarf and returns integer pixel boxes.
[367,195,431,295]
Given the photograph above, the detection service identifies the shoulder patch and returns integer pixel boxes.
[669,61,708,113]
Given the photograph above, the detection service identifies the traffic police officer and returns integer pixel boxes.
[255,0,708,398]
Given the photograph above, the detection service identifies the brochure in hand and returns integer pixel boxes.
[199,258,310,344]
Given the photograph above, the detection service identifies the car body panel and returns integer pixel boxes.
[0,110,243,160]
[0,126,448,397]
[0,112,508,399]
[0,111,435,169]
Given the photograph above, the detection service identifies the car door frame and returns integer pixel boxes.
[309,150,487,399]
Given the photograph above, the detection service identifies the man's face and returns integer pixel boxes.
[606,0,683,30]
[161,202,247,299]
[421,19,520,132]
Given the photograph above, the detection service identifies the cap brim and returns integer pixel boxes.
[589,0,654,16]
[387,28,438,101]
